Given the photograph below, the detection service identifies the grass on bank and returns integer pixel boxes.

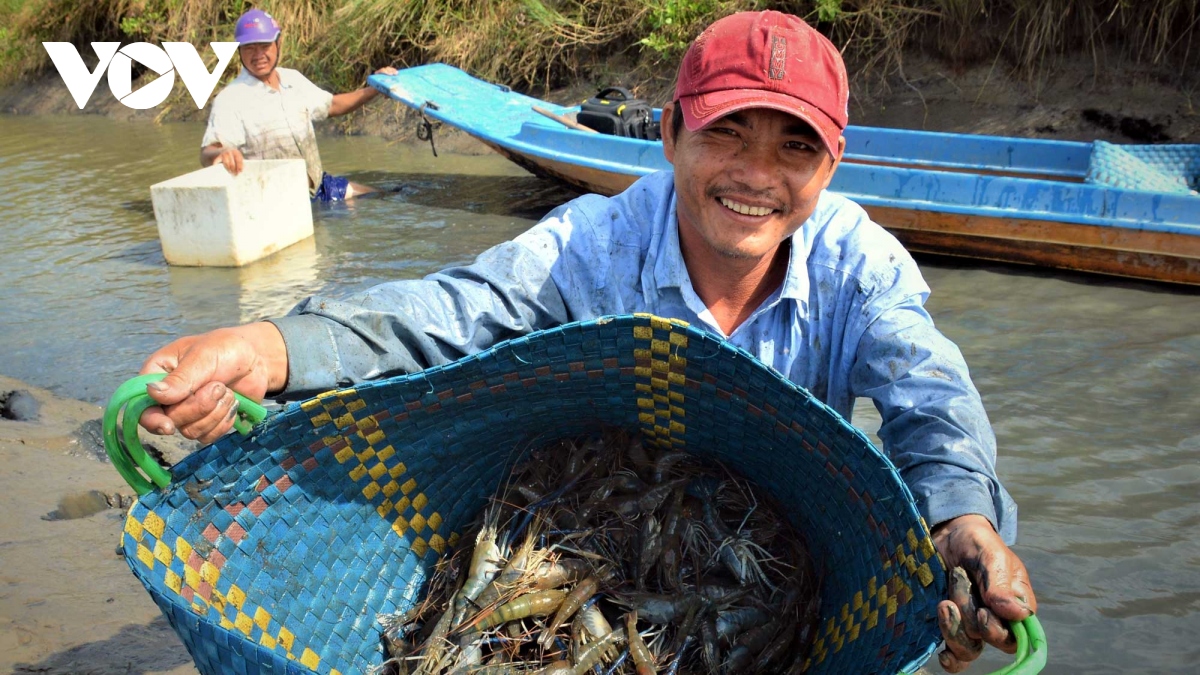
[2,0,1197,103]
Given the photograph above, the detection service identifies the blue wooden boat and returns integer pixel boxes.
[370,64,1200,286]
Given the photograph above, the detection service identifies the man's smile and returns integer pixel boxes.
[717,196,779,217]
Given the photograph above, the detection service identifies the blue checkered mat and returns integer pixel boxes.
[1086,140,1200,194]
[121,314,946,675]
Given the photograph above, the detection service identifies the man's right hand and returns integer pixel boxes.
[213,147,245,175]
[138,322,288,444]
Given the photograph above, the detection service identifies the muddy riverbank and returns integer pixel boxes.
[0,375,199,674]
[3,51,1197,146]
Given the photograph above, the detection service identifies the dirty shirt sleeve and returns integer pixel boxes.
[848,252,1018,544]
[266,242,567,397]
[292,71,334,122]
[264,198,623,398]
[200,93,245,149]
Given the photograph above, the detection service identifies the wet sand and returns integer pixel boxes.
[0,375,198,674]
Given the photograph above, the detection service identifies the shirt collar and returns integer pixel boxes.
[779,223,810,302]
[235,66,291,90]
[652,185,814,303]
[653,210,690,292]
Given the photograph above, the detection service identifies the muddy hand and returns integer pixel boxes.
[937,568,983,671]
[931,514,1037,672]
[137,322,287,444]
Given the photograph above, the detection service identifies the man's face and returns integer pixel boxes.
[662,104,844,262]
[239,41,279,80]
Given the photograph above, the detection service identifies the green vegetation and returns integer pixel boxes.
[2,0,1197,100]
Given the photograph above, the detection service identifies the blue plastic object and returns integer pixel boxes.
[1086,140,1199,195]
[234,8,281,44]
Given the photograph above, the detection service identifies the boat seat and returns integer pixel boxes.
[1085,140,1200,195]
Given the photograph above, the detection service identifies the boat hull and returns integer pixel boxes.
[869,206,1200,285]
[370,64,1200,287]
[484,141,637,197]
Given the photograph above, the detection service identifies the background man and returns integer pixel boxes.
[200,8,396,201]
[144,11,1035,671]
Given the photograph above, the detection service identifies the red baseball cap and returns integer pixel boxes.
[673,10,849,156]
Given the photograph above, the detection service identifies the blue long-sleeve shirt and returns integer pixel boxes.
[270,170,1018,542]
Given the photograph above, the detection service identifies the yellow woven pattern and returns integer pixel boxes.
[632,313,690,449]
[308,390,459,556]
[124,509,341,675]
[806,524,939,668]
[121,387,470,674]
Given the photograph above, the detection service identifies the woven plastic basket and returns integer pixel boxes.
[116,314,951,675]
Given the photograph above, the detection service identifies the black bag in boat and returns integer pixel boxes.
[577,86,661,141]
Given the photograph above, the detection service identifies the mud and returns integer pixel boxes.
[844,53,1198,143]
[1,389,41,422]
[0,375,198,674]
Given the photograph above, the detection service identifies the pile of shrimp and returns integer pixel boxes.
[377,429,821,675]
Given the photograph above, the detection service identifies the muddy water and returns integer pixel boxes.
[2,113,1198,673]
[0,114,576,403]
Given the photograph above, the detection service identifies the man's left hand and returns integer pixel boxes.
[374,66,398,76]
[931,514,1037,673]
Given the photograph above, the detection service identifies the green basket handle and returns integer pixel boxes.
[900,615,1046,675]
[989,615,1047,675]
[102,373,269,495]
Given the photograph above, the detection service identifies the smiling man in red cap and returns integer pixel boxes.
[136,12,1034,671]
[660,13,1036,672]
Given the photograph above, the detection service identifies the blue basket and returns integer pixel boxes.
[120,314,946,675]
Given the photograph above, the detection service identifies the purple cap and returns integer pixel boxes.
[234,9,281,45]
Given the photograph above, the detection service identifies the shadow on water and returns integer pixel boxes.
[122,170,582,223]
[121,199,156,218]
[107,240,167,266]
[12,615,193,675]
[352,171,583,221]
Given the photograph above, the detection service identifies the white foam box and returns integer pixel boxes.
[150,159,313,267]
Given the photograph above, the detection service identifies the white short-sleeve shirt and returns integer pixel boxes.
[201,67,334,192]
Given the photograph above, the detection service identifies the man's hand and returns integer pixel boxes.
[931,514,1037,673]
[213,147,245,175]
[374,66,398,76]
[138,322,288,444]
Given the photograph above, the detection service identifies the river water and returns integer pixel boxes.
[2,113,1197,673]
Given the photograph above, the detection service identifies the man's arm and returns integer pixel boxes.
[139,226,576,441]
[851,298,1015,541]
[200,92,246,173]
[849,268,1035,671]
[328,66,398,118]
[269,238,571,397]
[328,87,378,118]
[200,143,244,174]
[200,144,220,167]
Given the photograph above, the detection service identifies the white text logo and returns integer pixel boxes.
[42,42,239,109]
